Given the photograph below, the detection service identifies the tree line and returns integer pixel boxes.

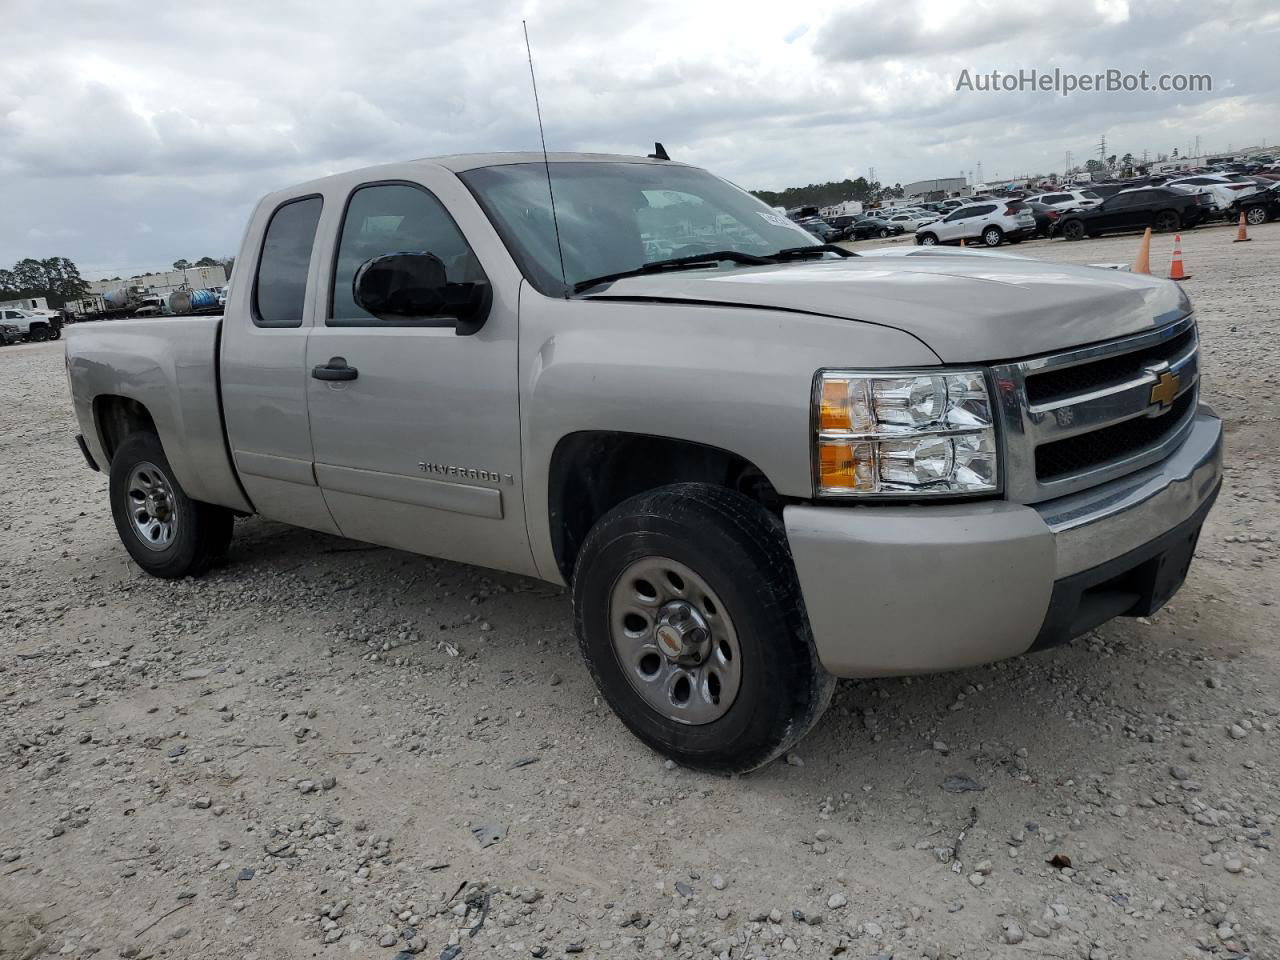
[751,177,906,210]
[0,257,90,307]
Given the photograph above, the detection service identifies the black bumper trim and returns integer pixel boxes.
[1029,479,1220,652]
[75,434,100,472]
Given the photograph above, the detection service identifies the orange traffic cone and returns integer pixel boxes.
[959,237,966,247]
[1233,210,1251,243]
[1132,227,1152,275]
[1168,234,1191,280]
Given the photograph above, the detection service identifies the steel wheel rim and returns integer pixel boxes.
[126,461,178,551]
[608,556,742,725]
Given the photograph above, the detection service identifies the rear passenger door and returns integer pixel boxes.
[220,193,340,534]
[304,173,536,576]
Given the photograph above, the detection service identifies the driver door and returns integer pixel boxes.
[304,174,537,576]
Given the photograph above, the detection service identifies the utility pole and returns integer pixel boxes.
[1065,149,1072,175]
[976,161,983,184]
[1098,134,1107,165]
[1194,135,1200,158]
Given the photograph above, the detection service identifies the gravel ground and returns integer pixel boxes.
[2,220,1278,960]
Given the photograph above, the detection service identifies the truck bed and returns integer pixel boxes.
[65,316,252,513]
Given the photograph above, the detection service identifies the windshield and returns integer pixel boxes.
[460,161,819,296]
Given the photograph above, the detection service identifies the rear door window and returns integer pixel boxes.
[253,196,323,328]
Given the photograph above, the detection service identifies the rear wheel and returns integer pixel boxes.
[572,483,834,774]
[982,226,1003,247]
[109,432,234,578]
[1154,210,1180,233]
[1245,205,1268,226]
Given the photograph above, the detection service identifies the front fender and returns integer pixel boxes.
[517,291,941,581]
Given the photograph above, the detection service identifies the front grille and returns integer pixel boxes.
[1026,327,1196,404]
[991,315,1201,503]
[1035,390,1195,481]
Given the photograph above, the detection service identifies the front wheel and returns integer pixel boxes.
[877,228,890,238]
[109,432,234,578]
[917,233,938,246]
[572,483,834,774]
[1062,220,1085,241]
[1245,206,1268,226]
[28,326,49,342]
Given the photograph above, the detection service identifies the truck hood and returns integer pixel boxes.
[583,252,1187,362]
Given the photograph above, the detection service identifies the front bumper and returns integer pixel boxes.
[785,406,1223,678]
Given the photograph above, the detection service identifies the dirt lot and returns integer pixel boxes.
[2,220,1278,960]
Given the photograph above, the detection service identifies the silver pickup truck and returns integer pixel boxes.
[66,152,1222,772]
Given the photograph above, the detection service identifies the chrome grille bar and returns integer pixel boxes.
[993,314,1200,504]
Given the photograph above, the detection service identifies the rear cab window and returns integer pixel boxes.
[253,196,323,328]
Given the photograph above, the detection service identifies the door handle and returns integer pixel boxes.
[312,357,358,381]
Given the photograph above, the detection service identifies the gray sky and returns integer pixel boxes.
[2,0,1276,279]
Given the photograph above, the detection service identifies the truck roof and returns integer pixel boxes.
[261,151,690,205]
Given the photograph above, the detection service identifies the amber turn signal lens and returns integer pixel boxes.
[818,441,876,493]
[820,379,851,431]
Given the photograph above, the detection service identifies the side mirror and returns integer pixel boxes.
[352,252,491,335]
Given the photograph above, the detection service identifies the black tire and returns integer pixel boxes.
[48,327,61,340]
[981,225,1003,247]
[1062,220,1085,241]
[877,228,890,238]
[572,483,835,774]
[917,233,938,246]
[1245,205,1268,226]
[28,325,49,342]
[109,432,234,578]
[1154,210,1180,233]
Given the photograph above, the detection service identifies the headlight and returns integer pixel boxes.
[814,369,998,497]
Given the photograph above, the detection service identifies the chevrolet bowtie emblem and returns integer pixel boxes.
[1149,370,1181,410]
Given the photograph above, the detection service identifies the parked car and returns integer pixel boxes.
[914,200,1036,246]
[1056,187,1210,240]
[796,217,841,242]
[1165,175,1261,216]
[0,322,20,346]
[883,211,940,232]
[65,150,1222,773]
[0,307,62,341]
[1025,190,1102,211]
[1232,181,1280,226]
[848,217,904,240]
[1024,200,1064,237]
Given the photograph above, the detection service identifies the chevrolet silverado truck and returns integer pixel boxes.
[65,152,1222,772]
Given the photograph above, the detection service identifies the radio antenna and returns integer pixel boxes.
[522,20,569,298]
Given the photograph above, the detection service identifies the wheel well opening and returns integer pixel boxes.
[94,396,157,465]
[548,432,782,580]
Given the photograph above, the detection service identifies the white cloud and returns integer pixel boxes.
[0,0,1275,276]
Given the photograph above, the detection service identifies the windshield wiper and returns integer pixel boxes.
[766,244,857,261]
[572,250,777,294]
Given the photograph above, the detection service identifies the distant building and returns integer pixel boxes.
[86,264,228,298]
[903,177,967,199]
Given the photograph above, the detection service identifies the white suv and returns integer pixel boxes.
[914,200,1036,247]
[1026,190,1102,210]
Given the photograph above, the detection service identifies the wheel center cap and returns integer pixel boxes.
[654,601,711,665]
[146,492,170,521]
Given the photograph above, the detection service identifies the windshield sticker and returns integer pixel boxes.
[757,212,793,228]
